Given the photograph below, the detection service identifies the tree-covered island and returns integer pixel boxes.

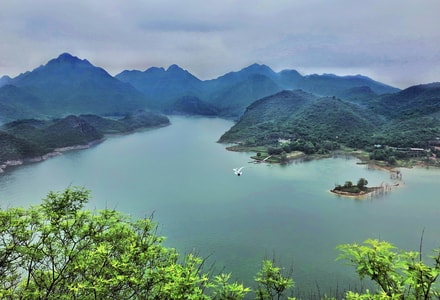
[330,177,387,197]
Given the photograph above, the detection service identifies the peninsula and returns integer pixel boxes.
[0,111,170,173]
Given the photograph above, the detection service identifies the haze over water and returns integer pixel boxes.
[1,116,439,296]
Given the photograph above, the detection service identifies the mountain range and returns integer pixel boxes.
[1,52,439,162]
[1,53,400,123]
[116,62,399,117]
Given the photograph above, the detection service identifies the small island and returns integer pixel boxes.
[331,178,385,197]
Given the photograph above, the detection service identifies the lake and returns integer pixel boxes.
[1,116,439,298]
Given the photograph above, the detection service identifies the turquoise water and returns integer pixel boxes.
[1,116,439,297]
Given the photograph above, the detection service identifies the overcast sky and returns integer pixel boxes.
[1,0,439,88]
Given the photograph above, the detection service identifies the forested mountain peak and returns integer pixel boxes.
[117,64,200,81]
[0,75,12,88]
[2,53,152,118]
[299,72,400,96]
[240,63,275,75]
[115,63,203,110]
[220,79,440,159]
[371,82,440,120]
[0,52,406,121]
[213,63,276,83]
[50,52,89,64]
[398,82,440,96]
[13,52,110,87]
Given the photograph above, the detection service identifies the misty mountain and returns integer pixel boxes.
[337,86,378,103]
[5,53,153,117]
[207,74,283,117]
[115,64,204,109]
[0,75,12,87]
[0,85,46,123]
[165,96,219,116]
[0,53,402,122]
[371,82,440,119]
[206,63,278,88]
[1,52,439,162]
[277,69,303,89]
[295,73,399,97]
[117,62,399,118]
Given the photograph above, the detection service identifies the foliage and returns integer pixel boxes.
[0,130,47,161]
[345,290,396,299]
[3,187,440,299]
[337,239,440,299]
[254,259,294,300]
[219,85,440,165]
[211,273,251,300]
[0,187,249,299]
[333,178,369,194]
[356,178,368,190]
[0,112,169,163]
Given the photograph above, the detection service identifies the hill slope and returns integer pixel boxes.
[219,83,440,159]
[0,85,45,122]
[5,53,153,118]
[219,90,379,148]
[0,112,170,166]
[371,82,440,120]
[165,96,219,116]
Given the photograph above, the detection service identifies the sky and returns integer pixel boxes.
[1,0,439,89]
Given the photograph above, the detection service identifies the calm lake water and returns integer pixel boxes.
[1,116,439,297]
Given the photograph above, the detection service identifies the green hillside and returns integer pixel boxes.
[219,90,380,149]
[0,112,169,165]
[219,85,440,165]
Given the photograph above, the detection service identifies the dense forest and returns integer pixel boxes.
[1,187,439,299]
[219,86,440,167]
[0,111,169,166]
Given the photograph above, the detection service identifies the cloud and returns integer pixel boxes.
[0,0,439,88]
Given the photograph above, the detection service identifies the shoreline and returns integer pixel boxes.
[0,123,171,174]
[224,144,440,170]
[330,185,399,198]
[0,139,105,174]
